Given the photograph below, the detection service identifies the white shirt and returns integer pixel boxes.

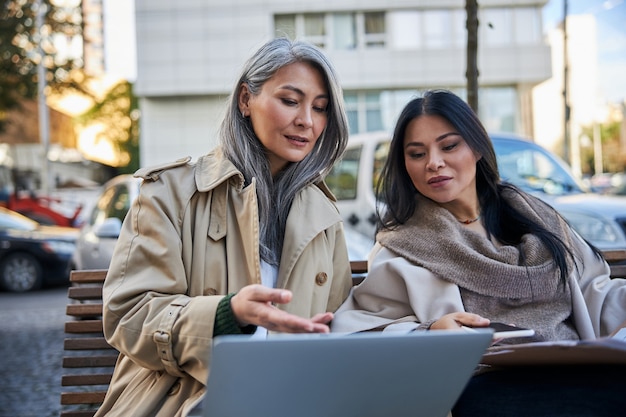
[251,260,278,339]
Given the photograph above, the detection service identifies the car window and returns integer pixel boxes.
[492,139,584,195]
[89,182,133,226]
[326,146,361,200]
[108,184,132,222]
[372,141,389,198]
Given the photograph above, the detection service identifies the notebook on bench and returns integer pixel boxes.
[197,330,493,417]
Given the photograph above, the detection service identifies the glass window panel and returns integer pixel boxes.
[365,91,381,105]
[333,13,356,50]
[364,11,386,47]
[325,146,362,200]
[452,9,467,48]
[479,87,517,133]
[274,14,296,39]
[303,13,326,48]
[364,12,385,35]
[347,110,359,134]
[389,11,421,50]
[344,92,359,134]
[424,10,450,49]
[366,109,383,131]
[515,7,540,44]
[304,13,325,36]
[482,8,512,46]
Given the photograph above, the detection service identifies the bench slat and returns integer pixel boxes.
[64,337,114,350]
[62,373,113,386]
[65,320,104,334]
[63,354,118,368]
[60,411,97,417]
[66,303,103,317]
[609,264,626,279]
[70,269,108,284]
[68,286,103,301]
[61,391,107,405]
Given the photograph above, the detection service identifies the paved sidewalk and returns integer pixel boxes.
[0,287,67,417]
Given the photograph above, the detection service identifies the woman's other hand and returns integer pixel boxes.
[230,285,333,333]
[430,312,490,330]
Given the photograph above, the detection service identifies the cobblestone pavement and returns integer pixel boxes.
[0,286,68,417]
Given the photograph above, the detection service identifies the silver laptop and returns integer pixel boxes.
[197,330,493,417]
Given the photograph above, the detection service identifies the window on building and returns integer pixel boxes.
[332,13,356,50]
[363,12,386,47]
[389,11,422,50]
[346,87,518,136]
[274,14,296,39]
[274,11,386,50]
[365,92,383,131]
[515,7,541,44]
[424,10,451,49]
[344,92,360,134]
[303,13,326,48]
[483,8,513,46]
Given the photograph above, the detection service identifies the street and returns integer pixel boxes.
[0,285,68,417]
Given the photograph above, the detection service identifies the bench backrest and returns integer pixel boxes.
[60,261,368,417]
[60,251,626,417]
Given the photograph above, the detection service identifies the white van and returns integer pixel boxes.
[326,131,626,253]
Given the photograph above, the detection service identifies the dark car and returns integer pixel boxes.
[0,207,79,292]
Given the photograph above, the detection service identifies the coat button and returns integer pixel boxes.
[204,288,217,296]
[167,380,181,396]
[315,272,328,286]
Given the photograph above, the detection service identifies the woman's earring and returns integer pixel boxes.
[241,110,247,118]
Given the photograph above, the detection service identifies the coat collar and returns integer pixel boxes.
[194,147,245,192]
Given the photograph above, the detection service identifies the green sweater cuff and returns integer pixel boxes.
[213,293,257,336]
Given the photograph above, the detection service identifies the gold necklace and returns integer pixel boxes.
[458,215,480,225]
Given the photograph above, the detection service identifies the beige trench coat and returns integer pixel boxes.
[95,148,353,417]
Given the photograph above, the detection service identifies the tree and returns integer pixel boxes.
[76,80,140,173]
[466,0,479,112]
[0,0,82,131]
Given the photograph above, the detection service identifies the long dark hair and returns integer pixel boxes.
[377,89,593,282]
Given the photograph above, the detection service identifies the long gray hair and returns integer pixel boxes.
[219,37,349,266]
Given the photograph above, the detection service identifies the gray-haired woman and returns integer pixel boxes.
[95,37,352,417]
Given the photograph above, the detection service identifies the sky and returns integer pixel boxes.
[103,1,626,104]
[543,0,626,104]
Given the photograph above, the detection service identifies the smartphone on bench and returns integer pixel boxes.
[463,322,535,340]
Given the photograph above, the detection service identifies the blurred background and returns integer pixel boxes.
[0,0,625,234]
[1,0,625,211]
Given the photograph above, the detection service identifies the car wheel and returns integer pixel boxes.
[0,253,43,292]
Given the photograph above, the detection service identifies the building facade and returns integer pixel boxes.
[134,0,551,166]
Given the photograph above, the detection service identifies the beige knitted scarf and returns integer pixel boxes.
[377,188,577,301]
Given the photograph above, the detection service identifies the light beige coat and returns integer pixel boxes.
[332,234,626,338]
[95,148,353,417]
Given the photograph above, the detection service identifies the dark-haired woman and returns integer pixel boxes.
[331,90,626,417]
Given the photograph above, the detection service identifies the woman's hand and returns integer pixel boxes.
[230,284,333,333]
[429,312,490,330]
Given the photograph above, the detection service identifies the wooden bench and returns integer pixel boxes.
[599,249,626,279]
[60,252,626,416]
[60,261,369,417]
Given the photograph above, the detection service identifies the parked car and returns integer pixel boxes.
[325,131,626,254]
[71,175,141,271]
[71,171,374,272]
[0,207,79,292]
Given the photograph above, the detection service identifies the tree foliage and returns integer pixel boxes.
[0,0,82,131]
[76,80,141,173]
